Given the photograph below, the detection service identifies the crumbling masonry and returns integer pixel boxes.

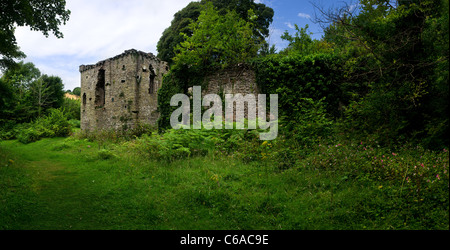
[80,49,258,131]
[79,49,169,131]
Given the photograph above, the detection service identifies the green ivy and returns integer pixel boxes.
[253,53,344,120]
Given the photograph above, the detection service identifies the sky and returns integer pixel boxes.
[14,0,345,91]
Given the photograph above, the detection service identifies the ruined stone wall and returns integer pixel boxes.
[202,65,259,121]
[80,50,260,132]
[80,49,168,131]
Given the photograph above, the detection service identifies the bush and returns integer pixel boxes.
[61,97,81,120]
[97,149,118,160]
[68,119,80,128]
[129,123,265,162]
[16,109,72,144]
[253,53,344,119]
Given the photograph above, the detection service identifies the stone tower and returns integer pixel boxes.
[79,49,168,131]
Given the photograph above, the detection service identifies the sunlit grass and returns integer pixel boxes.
[0,135,448,230]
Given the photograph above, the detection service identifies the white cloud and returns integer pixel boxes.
[14,0,194,90]
[297,12,311,19]
[285,22,295,29]
[267,25,289,52]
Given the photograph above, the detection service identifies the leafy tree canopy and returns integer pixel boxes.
[157,0,273,65]
[0,62,65,124]
[173,2,259,73]
[72,87,81,96]
[0,0,70,69]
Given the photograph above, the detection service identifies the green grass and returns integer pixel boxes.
[0,136,448,230]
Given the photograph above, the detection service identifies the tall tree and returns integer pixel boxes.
[72,87,81,96]
[157,0,273,65]
[0,62,41,123]
[29,75,65,117]
[0,0,70,69]
[173,3,259,71]
[316,0,449,147]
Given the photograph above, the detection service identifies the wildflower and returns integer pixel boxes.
[392,153,397,156]
[436,174,440,180]
[262,141,268,146]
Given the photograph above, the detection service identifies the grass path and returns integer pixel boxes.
[1,139,115,229]
[1,137,448,230]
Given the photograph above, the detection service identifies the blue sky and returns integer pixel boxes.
[261,0,330,49]
[14,0,344,91]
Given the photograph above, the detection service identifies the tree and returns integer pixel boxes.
[0,62,65,124]
[157,0,273,65]
[315,0,449,147]
[158,3,264,130]
[28,75,65,117]
[173,3,259,72]
[157,1,203,65]
[0,62,41,123]
[72,87,81,96]
[0,0,70,69]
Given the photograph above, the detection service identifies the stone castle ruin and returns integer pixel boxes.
[79,49,168,131]
[80,49,258,132]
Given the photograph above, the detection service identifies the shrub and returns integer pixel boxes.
[68,119,80,128]
[97,149,117,160]
[16,109,71,144]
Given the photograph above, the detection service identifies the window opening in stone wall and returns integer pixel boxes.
[149,73,155,94]
[95,69,106,107]
[82,93,87,106]
[149,64,156,94]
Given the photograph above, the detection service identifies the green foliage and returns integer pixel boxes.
[157,72,186,131]
[173,3,260,71]
[15,109,72,144]
[281,98,334,146]
[1,134,447,230]
[158,3,264,131]
[0,62,66,125]
[0,0,70,69]
[72,87,81,96]
[280,24,334,56]
[0,62,67,140]
[254,53,344,119]
[157,1,203,65]
[156,0,274,65]
[320,0,449,148]
[97,149,117,160]
[61,98,81,121]
[28,74,65,117]
[131,125,259,162]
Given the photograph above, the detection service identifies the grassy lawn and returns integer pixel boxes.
[0,136,448,230]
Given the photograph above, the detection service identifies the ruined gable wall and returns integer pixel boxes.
[202,65,259,121]
[80,49,168,131]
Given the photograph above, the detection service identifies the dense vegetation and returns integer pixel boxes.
[156,0,274,65]
[0,0,70,69]
[0,61,80,141]
[0,0,448,230]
